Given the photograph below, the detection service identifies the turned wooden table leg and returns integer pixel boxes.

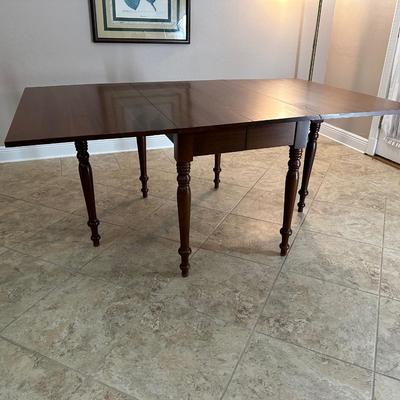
[214,153,222,189]
[280,146,303,256]
[177,161,192,277]
[137,136,149,198]
[75,141,101,247]
[298,120,322,212]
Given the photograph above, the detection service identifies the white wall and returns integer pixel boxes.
[323,0,397,137]
[0,0,305,146]
[296,0,337,81]
[325,0,396,95]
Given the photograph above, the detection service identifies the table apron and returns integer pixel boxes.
[167,121,310,159]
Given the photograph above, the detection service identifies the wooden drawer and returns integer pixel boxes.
[246,122,296,150]
[193,126,247,156]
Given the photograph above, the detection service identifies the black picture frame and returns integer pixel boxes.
[89,0,190,44]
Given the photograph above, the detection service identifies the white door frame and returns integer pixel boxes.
[367,0,400,155]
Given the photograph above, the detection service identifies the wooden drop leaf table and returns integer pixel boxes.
[5,79,400,277]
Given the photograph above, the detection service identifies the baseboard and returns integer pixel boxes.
[0,135,173,163]
[320,123,368,153]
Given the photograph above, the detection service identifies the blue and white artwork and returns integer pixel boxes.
[123,0,140,9]
[114,0,168,20]
[124,0,157,11]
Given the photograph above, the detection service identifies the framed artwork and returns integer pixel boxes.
[89,0,190,44]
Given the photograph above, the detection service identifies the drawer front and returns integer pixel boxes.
[246,122,296,150]
[193,126,247,156]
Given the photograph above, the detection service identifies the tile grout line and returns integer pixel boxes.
[287,156,381,399]
[286,270,380,298]
[0,273,76,335]
[1,240,258,337]
[0,193,74,219]
[219,151,316,399]
[200,210,284,227]
[218,266,285,400]
[2,243,230,348]
[371,198,387,400]
[307,197,386,214]
[191,161,277,259]
[1,155,173,221]
[0,182,168,221]
[2,221,128,274]
[218,220,306,400]
[0,335,140,400]
[310,156,331,201]
[71,264,228,324]
[254,329,375,374]
[300,226,385,249]
[229,148,383,373]
[1,257,252,400]
[0,231,141,335]
[193,244,279,269]
[376,371,400,384]
[218,147,343,399]
[112,152,125,171]
[192,156,286,398]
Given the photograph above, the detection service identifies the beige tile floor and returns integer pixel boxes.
[0,136,400,399]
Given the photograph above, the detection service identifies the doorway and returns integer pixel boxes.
[368,0,400,164]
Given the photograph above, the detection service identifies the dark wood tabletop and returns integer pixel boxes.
[6,79,400,147]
